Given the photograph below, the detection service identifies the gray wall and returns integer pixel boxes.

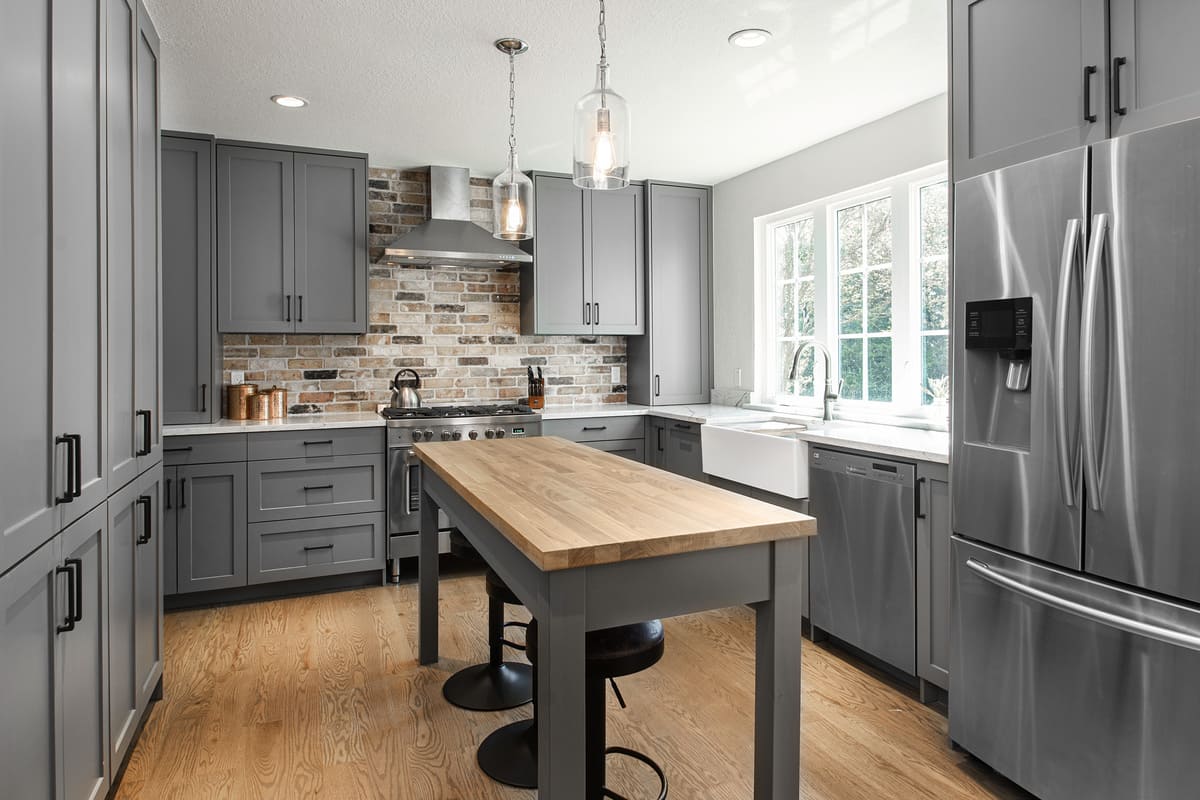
[711,95,948,394]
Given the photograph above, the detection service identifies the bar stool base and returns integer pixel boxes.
[442,662,533,711]
[477,719,537,789]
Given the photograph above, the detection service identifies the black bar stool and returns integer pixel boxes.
[442,568,533,711]
[477,618,669,799]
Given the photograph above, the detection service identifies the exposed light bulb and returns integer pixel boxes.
[501,196,525,234]
[591,130,616,184]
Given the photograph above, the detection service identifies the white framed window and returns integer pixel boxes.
[755,164,948,421]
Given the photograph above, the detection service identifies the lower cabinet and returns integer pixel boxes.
[586,438,645,462]
[248,512,385,584]
[0,503,110,800]
[170,462,247,593]
[647,417,706,481]
[108,466,163,771]
[543,415,647,463]
[916,461,951,693]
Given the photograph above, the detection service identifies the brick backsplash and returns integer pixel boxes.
[221,167,628,415]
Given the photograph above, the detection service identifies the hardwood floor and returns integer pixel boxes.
[115,571,1031,799]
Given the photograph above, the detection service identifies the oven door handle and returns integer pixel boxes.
[403,449,417,515]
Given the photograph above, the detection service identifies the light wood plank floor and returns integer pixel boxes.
[115,572,1030,799]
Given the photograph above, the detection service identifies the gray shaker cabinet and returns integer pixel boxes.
[294,153,368,333]
[217,144,296,333]
[162,133,218,424]
[135,7,162,475]
[645,417,706,481]
[916,462,952,694]
[217,143,368,334]
[628,183,712,406]
[519,173,645,335]
[175,461,248,593]
[951,0,1108,181]
[1109,0,1200,137]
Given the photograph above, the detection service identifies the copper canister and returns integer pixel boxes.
[225,383,259,420]
[265,386,288,419]
[246,392,271,420]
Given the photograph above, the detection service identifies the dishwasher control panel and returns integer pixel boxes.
[811,448,914,486]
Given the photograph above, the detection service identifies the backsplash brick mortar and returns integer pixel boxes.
[222,167,627,414]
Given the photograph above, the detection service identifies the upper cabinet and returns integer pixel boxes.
[162,133,218,424]
[1109,0,1200,137]
[217,142,367,334]
[951,0,1108,181]
[627,183,712,406]
[519,173,645,336]
[952,0,1200,180]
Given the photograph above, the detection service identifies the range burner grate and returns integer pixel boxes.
[380,403,534,421]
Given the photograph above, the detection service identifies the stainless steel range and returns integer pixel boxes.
[383,404,541,578]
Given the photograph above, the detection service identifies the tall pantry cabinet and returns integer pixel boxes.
[0,0,164,797]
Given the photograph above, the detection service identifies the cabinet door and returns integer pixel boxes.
[584,438,646,462]
[134,7,161,473]
[521,174,588,334]
[53,0,108,529]
[162,467,177,595]
[162,135,216,424]
[106,478,138,768]
[645,183,711,405]
[589,183,645,335]
[663,424,707,482]
[59,504,110,800]
[0,0,57,574]
[916,463,951,691]
[217,145,295,332]
[106,0,140,491]
[645,419,667,468]
[0,534,60,800]
[177,462,247,593]
[133,466,162,710]
[1110,0,1200,136]
[294,153,367,333]
[951,0,1108,181]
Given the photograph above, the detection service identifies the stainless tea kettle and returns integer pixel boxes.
[390,369,422,409]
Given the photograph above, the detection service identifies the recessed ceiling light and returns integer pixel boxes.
[271,95,308,108]
[728,28,772,48]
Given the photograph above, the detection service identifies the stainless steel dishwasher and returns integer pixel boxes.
[808,447,916,675]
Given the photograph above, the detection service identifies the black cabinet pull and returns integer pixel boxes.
[584,302,591,325]
[303,484,334,492]
[594,302,600,324]
[916,477,927,519]
[136,410,152,456]
[1083,65,1098,123]
[165,478,172,510]
[164,446,193,453]
[657,426,663,452]
[54,434,74,505]
[55,563,75,634]
[298,295,304,323]
[68,434,82,498]
[303,439,333,448]
[65,557,83,623]
[285,294,293,322]
[1113,56,1128,116]
[201,383,208,413]
[303,544,334,552]
[179,478,187,509]
[581,426,608,432]
[136,495,152,545]
[654,375,661,397]
[673,423,692,431]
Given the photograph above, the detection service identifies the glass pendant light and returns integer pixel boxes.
[572,0,630,190]
[492,38,534,240]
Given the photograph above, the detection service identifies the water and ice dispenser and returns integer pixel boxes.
[961,297,1034,450]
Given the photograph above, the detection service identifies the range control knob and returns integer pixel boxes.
[452,431,463,441]
[495,429,506,439]
[468,430,479,440]
[424,430,435,441]
[411,429,422,442]
[440,431,452,442]
[485,429,496,439]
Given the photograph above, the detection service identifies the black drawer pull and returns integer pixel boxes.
[673,423,692,430]
[55,563,76,634]
[65,557,83,623]
[303,439,334,446]
[581,426,608,432]
[303,544,334,552]
[201,383,208,413]
[136,410,152,456]
[164,446,194,453]
[55,434,74,505]
[1083,65,1098,123]
[68,434,82,498]
[136,495,153,545]
[1113,56,1128,116]
[303,484,334,492]
[179,478,187,509]
[916,477,927,519]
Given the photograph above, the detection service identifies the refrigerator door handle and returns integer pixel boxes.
[1080,213,1109,512]
[1053,218,1083,507]
[966,558,1200,652]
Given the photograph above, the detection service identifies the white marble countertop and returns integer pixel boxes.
[540,403,774,425]
[164,411,386,436]
[788,423,949,465]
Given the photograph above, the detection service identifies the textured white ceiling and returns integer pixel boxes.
[144,0,947,184]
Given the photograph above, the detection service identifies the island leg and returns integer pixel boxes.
[753,537,804,799]
[538,569,588,798]
[418,471,440,665]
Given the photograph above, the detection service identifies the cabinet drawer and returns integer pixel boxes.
[248,454,385,522]
[163,434,247,466]
[543,415,644,443]
[246,427,383,461]
[584,438,646,462]
[248,512,384,584]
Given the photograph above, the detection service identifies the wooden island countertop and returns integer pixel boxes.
[413,435,816,571]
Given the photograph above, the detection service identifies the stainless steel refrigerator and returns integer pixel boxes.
[951,115,1200,800]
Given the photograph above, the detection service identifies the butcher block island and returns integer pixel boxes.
[414,435,816,798]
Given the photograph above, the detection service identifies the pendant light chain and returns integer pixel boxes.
[598,0,607,66]
[507,51,518,166]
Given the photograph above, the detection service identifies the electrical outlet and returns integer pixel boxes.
[231,370,245,385]
[611,366,621,382]
[736,368,743,387]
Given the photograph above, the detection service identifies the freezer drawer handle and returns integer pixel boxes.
[965,559,1200,652]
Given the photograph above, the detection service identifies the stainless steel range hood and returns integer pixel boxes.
[380,166,531,268]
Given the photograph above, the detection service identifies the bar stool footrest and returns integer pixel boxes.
[603,745,668,800]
